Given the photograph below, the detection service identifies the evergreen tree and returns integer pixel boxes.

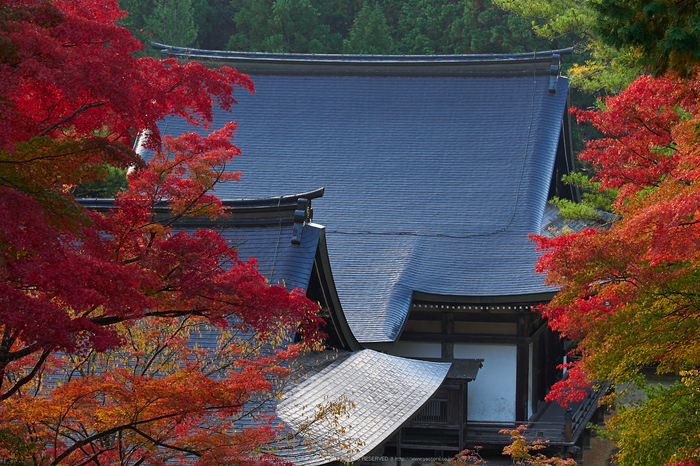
[227,0,341,53]
[117,0,558,58]
[593,0,700,78]
[381,0,553,55]
[449,0,550,54]
[389,0,460,54]
[72,166,129,199]
[343,3,395,54]
[192,0,237,50]
[145,0,199,48]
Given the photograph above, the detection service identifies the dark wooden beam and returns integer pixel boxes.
[442,313,455,358]
[400,333,533,344]
[407,311,522,323]
[411,291,557,305]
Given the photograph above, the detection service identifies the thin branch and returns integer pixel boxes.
[66,349,96,382]
[37,102,106,137]
[89,309,209,327]
[1,349,50,401]
[50,405,240,465]
[139,317,190,376]
[73,445,109,466]
[7,342,44,364]
[127,426,201,457]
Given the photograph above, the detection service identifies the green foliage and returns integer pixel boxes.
[227,0,344,53]
[71,165,129,199]
[386,0,459,54]
[495,0,597,38]
[118,0,555,56]
[570,44,640,95]
[449,0,553,53]
[593,0,700,78]
[116,0,154,56]
[118,0,236,53]
[379,0,556,55]
[608,371,700,466]
[493,0,641,94]
[551,172,617,225]
[495,0,700,89]
[145,0,199,48]
[191,0,237,50]
[0,429,34,466]
[343,3,394,54]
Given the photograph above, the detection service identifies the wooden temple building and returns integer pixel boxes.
[143,44,605,464]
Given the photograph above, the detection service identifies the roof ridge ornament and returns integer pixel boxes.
[549,53,561,95]
[291,198,312,245]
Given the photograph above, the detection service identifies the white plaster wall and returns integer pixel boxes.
[389,341,442,358]
[454,343,517,422]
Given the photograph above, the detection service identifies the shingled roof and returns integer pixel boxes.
[276,349,450,465]
[152,46,575,344]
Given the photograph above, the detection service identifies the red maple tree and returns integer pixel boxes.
[532,71,700,465]
[0,1,322,464]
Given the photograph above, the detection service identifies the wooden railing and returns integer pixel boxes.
[400,384,609,453]
[464,383,609,446]
[464,420,566,445]
[570,382,610,442]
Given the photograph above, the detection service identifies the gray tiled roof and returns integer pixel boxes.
[218,222,321,291]
[276,349,451,465]
[155,50,570,343]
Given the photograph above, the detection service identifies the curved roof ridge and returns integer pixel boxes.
[78,187,324,214]
[152,42,573,62]
[219,187,324,208]
[152,42,573,76]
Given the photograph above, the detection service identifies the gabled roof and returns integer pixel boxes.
[152,46,573,343]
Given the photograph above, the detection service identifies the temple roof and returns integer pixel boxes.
[150,46,573,343]
[276,349,450,465]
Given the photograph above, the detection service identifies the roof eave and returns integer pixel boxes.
[77,188,325,228]
[314,229,363,352]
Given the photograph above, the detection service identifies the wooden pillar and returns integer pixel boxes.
[396,428,402,466]
[442,312,454,359]
[459,381,467,448]
[516,315,530,421]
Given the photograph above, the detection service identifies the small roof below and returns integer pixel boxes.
[276,349,451,465]
[447,359,484,380]
[540,202,618,237]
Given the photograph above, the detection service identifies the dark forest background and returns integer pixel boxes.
[117,0,572,56]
